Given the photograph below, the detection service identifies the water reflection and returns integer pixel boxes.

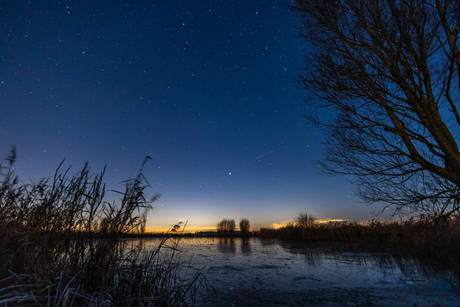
[240,238,251,256]
[259,238,278,247]
[271,238,441,279]
[138,237,458,306]
[209,236,438,278]
[299,251,323,267]
[217,237,236,254]
[130,237,444,281]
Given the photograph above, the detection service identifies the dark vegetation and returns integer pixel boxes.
[289,0,460,283]
[216,218,251,236]
[216,218,235,234]
[0,151,202,306]
[293,0,460,220]
[260,212,460,275]
[239,218,250,234]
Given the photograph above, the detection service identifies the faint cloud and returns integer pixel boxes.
[272,220,293,229]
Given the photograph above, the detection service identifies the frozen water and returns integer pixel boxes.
[142,237,459,306]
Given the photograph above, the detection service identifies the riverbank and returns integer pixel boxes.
[259,217,460,279]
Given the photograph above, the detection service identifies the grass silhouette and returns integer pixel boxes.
[0,149,202,306]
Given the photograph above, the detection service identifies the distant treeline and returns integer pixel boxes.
[216,217,250,234]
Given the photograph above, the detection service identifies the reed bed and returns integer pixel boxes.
[260,217,460,273]
[0,155,203,306]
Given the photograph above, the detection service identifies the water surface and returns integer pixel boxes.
[143,237,458,306]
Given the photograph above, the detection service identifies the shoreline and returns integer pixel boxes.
[120,232,256,238]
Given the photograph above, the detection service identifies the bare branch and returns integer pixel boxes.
[293,0,460,219]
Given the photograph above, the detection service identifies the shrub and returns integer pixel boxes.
[295,212,316,228]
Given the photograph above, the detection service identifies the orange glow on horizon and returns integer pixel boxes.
[144,218,351,233]
[145,225,218,233]
[271,221,293,229]
[316,218,348,223]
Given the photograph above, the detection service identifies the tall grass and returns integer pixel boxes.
[260,217,460,274]
[0,153,202,306]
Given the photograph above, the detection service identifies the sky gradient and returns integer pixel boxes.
[0,0,382,232]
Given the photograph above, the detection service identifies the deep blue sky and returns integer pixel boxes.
[0,0,379,231]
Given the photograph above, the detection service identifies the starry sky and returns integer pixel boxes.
[0,0,380,232]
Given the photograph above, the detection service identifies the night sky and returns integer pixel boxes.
[1,0,378,232]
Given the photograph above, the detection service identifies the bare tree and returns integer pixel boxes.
[217,218,236,233]
[227,219,236,233]
[293,0,460,219]
[216,220,224,233]
[239,218,250,234]
[216,220,223,233]
[295,212,316,228]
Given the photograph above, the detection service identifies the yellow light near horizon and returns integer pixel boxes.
[271,220,294,229]
[269,219,349,229]
[143,217,352,234]
[145,225,217,233]
[316,219,348,223]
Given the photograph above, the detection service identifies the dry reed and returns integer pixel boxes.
[259,217,460,275]
[0,151,203,306]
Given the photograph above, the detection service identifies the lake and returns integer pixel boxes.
[141,237,459,306]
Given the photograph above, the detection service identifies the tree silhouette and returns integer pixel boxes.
[216,218,236,234]
[239,218,250,234]
[228,219,235,233]
[293,0,460,220]
[295,212,316,228]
